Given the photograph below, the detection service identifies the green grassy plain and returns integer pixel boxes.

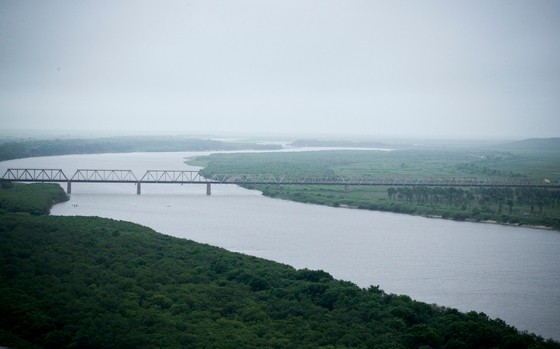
[193,144,560,229]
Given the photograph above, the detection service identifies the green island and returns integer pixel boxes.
[192,138,560,230]
[1,183,560,347]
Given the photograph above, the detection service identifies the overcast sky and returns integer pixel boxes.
[1,0,559,139]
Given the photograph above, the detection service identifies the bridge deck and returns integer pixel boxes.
[1,168,558,188]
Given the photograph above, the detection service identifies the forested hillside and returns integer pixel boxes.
[500,138,560,152]
[1,183,559,348]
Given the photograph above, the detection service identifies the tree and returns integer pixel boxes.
[387,188,396,200]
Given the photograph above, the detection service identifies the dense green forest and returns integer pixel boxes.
[2,183,559,348]
[193,147,560,229]
[0,182,69,215]
[0,136,281,161]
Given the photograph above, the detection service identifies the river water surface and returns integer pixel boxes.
[2,151,559,340]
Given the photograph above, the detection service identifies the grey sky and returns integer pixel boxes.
[1,0,559,139]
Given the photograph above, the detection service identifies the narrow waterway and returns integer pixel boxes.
[2,151,559,340]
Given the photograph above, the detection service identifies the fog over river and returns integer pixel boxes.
[2,151,559,340]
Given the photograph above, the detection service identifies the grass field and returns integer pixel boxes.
[191,142,560,229]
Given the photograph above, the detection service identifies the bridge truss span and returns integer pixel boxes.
[71,169,138,182]
[207,174,487,187]
[141,170,207,183]
[1,168,68,182]
[208,173,282,184]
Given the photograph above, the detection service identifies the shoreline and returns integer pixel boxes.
[268,194,559,232]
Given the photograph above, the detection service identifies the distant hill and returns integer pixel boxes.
[0,136,282,162]
[500,138,560,152]
[290,139,388,148]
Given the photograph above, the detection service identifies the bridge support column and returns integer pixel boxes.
[344,184,350,192]
[67,181,72,194]
[137,182,141,195]
[206,183,211,196]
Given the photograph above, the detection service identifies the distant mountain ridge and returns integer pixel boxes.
[290,139,388,148]
[501,137,560,151]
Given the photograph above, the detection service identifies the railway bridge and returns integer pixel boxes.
[1,168,558,195]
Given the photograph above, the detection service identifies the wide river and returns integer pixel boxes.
[2,151,559,340]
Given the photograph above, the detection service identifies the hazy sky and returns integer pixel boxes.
[1,0,559,139]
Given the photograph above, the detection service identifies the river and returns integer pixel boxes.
[2,151,559,340]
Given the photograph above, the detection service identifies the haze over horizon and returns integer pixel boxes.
[1,1,559,139]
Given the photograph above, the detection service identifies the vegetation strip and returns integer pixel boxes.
[0,136,280,162]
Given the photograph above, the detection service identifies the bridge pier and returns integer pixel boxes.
[137,182,141,195]
[67,181,72,194]
[206,183,211,196]
[344,184,350,192]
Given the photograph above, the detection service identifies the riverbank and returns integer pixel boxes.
[255,191,560,234]
[308,202,558,232]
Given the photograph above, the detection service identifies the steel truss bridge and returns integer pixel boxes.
[2,168,558,195]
